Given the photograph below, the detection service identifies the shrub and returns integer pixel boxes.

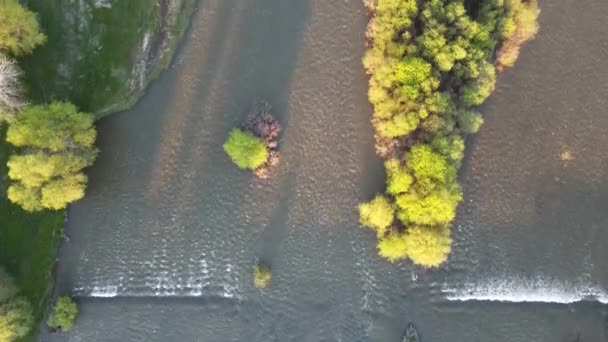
[0,297,33,342]
[5,102,98,211]
[358,194,395,237]
[47,296,78,332]
[0,0,46,56]
[223,129,268,170]
[377,233,408,262]
[253,263,272,289]
[403,226,452,267]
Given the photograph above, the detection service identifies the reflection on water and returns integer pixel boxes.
[43,0,608,341]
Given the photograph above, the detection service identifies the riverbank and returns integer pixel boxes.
[0,1,197,340]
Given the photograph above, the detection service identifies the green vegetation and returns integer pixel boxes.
[0,0,46,56]
[377,233,408,262]
[358,194,395,238]
[253,263,272,289]
[22,0,196,115]
[6,102,97,211]
[0,268,34,342]
[0,1,65,340]
[224,129,269,170]
[46,296,77,332]
[360,0,539,267]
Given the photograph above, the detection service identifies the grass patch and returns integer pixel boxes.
[0,126,63,342]
[21,0,161,113]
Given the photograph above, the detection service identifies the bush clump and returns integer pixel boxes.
[0,268,33,342]
[223,129,268,170]
[253,263,272,289]
[47,296,78,332]
[359,0,539,267]
[5,102,98,211]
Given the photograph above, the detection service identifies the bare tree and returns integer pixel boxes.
[0,56,25,122]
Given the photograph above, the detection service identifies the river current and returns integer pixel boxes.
[44,0,608,341]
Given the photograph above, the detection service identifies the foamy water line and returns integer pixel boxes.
[443,278,608,304]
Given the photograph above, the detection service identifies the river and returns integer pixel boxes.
[44,0,608,341]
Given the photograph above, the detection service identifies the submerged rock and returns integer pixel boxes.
[402,323,420,342]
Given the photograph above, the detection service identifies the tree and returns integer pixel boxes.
[47,296,78,332]
[358,194,395,237]
[5,102,98,211]
[385,159,413,195]
[396,188,461,226]
[0,0,46,56]
[377,233,408,262]
[403,226,452,267]
[406,145,452,185]
[223,129,268,170]
[6,102,96,152]
[0,57,24,122]
[0,297,33,342]
[496,0,540,69]
[253,263,271,289]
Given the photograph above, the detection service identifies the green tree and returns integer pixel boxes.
[403,226,451,267]
[461,61,496,106]
[0,297,33,342]
[396,188,461,226]
[253,263,272,289]
[406,145,453,185]
[223,129,268,170]
[0,0,46,56]
[7,102,96,152]
[5,102,98,211]
[359,194,395,237]
[377,233,408,262]
[385,159,413,195]
[47,296,78,332]
[496,0,540,69]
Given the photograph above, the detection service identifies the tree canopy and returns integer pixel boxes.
[359,0,539,267]
[0,0,46,56]
[223,128,268,170]
[358,194,395,238]
[5,102,98,211]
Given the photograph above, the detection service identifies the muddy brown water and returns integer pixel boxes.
[43,1,608,341]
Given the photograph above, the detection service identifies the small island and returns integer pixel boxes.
[223,100,281,179]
